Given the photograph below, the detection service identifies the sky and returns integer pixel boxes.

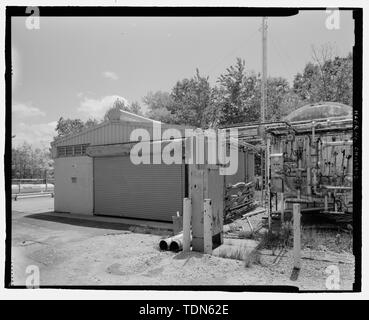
[11,10,355,148]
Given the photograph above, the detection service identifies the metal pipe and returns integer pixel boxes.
[281,192,285,222]
[159,233,183,251]
[266,136,271,229]
[261,147,264,206]
[297,146,302,200]
[293,203,301,270]
[169,238,183,252]
[221,118,351,136]
[221,121,298,133]
[159,238,171,251]
[306,136,312,199]
[322,141,353,147]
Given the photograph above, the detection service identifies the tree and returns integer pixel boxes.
[143,91,175,123]
[55,117,103,139]
[142,70,212,127]
[169,69,211,127]
[210,58,298,125]
[146,106,172,123]
[293,62,321,102]
[311,44,334,102]
[137,46,352,128]
[110,99,143,116]
[330,53,353,105]
[293,46,353,106]
[84,118,100,128]
[103,98,144,122]
[143,91,173,111]
[216,58,248,126]
[12,142,53,179]
[241,72,261,122]
[55,117,85,138]
[202,87,226,128]
[265,77,290,121]
[130,101,143,116]
[211,59,262,126]
[279,90,303,118]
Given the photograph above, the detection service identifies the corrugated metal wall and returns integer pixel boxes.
[93,156,185,221]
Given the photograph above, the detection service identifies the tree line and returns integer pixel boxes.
[143,51,352,128]
[13,46,352,179]
[55,47,352,138]
[12,143,53,180]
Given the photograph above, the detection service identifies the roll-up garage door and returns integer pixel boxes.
[94,156,185,221]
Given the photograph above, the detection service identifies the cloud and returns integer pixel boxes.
[12,121,57,148]
[13,103,46,118]
[12,47,21,88]
[77,94,128,120]
[102,71,119,80]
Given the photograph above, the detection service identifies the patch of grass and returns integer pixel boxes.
[241,222,293,268]
[302,226,353,253]
[257,222,293,252]
[244,247,262,268]
[233,246,247,261]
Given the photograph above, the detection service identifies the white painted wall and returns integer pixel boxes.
[54,157,93,215]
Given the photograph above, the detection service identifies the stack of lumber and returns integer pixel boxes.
[224,181,256,223]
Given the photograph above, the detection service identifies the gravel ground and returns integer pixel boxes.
[11,197,355,290]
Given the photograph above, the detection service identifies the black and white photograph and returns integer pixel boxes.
[1,2,366,301]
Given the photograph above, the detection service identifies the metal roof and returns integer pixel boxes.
[51,120,189,148]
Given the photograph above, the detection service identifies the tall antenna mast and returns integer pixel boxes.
[261,17,268,122]
[260,17,268,220]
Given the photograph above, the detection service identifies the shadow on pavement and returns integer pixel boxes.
[25,213,132,231]
[173,251,204,260]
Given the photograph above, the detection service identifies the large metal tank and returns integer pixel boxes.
[284,102,352,122]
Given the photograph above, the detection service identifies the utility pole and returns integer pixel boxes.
[261,17,268,123]
[260,17,268,214]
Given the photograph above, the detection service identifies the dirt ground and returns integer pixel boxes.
[11,197,355,290]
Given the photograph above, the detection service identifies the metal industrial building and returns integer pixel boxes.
[51,102,255,222]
